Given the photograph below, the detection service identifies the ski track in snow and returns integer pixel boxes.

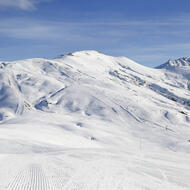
[7,164,51,190]
[0,151,188,190]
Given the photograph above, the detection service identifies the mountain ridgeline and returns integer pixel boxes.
[0,51,190,124]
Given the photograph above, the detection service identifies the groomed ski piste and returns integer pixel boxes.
[0,51,190,189]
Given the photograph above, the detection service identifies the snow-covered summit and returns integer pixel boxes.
[56,50,102,58]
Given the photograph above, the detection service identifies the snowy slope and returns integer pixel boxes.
[0,51,190,189]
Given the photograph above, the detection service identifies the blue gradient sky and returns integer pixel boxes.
[0,0,190,67]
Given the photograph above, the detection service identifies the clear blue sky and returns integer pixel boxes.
[0,0,190,67]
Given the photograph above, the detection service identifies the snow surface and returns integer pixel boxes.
[0,50,190,189]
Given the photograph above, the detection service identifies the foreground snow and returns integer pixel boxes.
[0,51,190,189]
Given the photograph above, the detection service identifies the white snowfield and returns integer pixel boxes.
[0,51,190,190]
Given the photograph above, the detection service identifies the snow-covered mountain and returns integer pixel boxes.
[157,57,190,69]
[0,51,190,190]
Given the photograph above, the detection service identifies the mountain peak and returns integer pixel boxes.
[56,50,102,59]
[156,57,190,69]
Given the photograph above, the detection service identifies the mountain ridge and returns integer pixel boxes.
[1,50,190,122]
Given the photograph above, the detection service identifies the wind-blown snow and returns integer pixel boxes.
[0,51,190,189]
